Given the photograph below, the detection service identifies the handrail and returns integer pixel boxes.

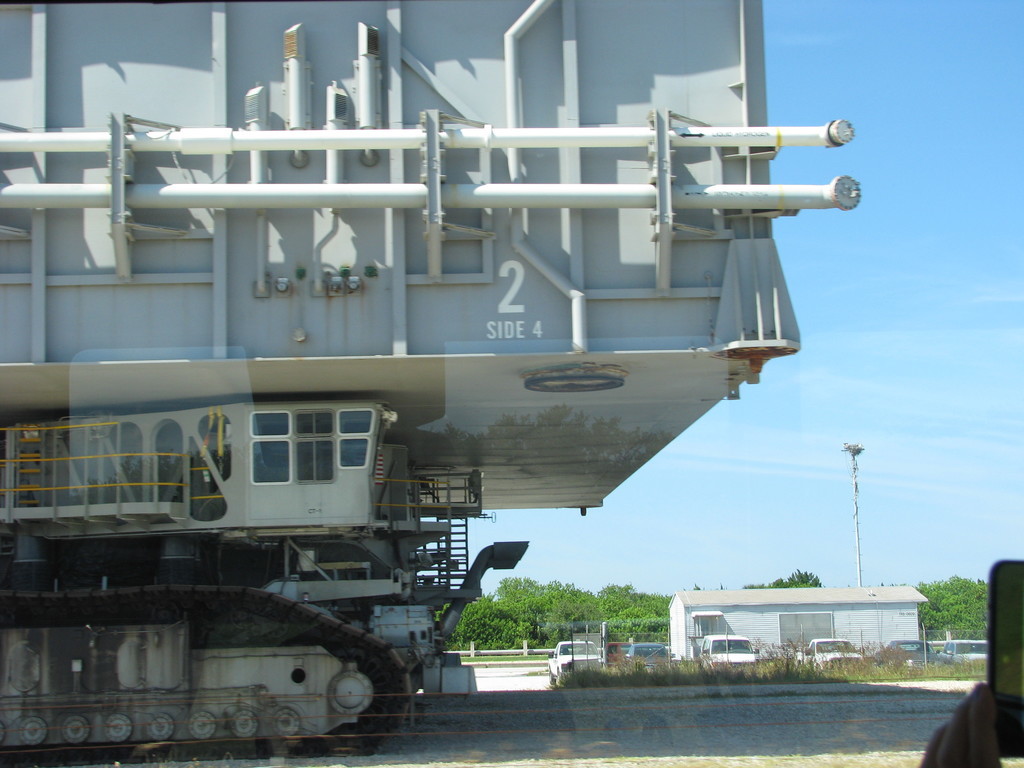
[0,179,860,211]
[0,122,854,155]
[0,480,186,494]
[1,451,189,466]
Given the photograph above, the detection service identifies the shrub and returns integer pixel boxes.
[552,654,981,689]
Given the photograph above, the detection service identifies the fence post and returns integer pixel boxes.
[470,641,476,657]
[522,640,528,656]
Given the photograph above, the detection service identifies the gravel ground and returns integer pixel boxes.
[85,680,1019,768]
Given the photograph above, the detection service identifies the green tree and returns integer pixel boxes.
[447,596,535,649]
[917,576,987,634]
[745,570,823,589]
[448,578,672,649]
[597,584,670,620]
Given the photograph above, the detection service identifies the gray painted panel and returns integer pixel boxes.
[1,1,791,365]
[0,285,31,362]
[46,4,215,129]
[0,7,33,130]
[0,0,855,509]
[50,286,214,364]
[0,240,31,275]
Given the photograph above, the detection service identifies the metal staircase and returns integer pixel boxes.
[411,469,480,591]
[414,513,469,591]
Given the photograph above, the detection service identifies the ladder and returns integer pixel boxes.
[11,427,43,507]
[415,512,470,591]
[411,468,480,590]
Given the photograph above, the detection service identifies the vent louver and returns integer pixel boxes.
[284,24,304,59]
[244,85,266,125]
[365,26,379,56]
[333,92,349,121]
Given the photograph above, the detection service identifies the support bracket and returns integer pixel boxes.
[110,113,134,280]
[421,109,444,281]
[649,109,674,296]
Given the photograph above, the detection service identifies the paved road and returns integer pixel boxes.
[472,663,549,691]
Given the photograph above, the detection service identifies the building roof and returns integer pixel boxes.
[672,586,927,607]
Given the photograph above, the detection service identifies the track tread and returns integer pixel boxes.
[0,586,411,763]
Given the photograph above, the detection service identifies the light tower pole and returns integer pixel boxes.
[842,443,865,588]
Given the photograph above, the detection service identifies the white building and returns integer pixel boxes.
[669,586,928,660]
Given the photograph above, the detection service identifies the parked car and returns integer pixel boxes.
[548,640,603,683]
[698,634,758,666]
[875,639,950,668]
[938,640,988,663]
[798,638,863,667]
[622,642,671,668]
[605,641,630,664]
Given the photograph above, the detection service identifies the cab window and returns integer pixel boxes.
[338,409,374,469]
[296,410,334,483]
[251,412,290,484]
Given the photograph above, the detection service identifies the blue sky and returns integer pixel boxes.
[472,0,1024,596]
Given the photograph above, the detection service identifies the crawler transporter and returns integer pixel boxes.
[0,0,856,757]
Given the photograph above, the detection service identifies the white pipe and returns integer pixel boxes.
[0,123,855,155]
[325,83,347,184]
[128,183,425,209]
[246,87,269,295]
[285,57,306,129]
[256,210,268,296]
[675,176,861,211]
[447,183,655,209]
[322,84,346,295]
[675,120,854,148]
[569,291,586,353]
[250,146,268,185]
[0,183,109,207]
[510,215,587,353]
[504,0,558,182]
[357,23,380,130]
[0,178,861,211]
[246,86,269,184]
[0,132,109,152]
[284,24,309,131]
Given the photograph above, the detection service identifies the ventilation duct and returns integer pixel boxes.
[325,82,350,184]
[356,23,381,130]
[283,24,310,131]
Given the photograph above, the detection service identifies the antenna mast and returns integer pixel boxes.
[842,443,865,588]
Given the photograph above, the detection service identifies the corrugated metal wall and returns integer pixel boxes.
[672,601,922,657]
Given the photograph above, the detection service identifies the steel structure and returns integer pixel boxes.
[0,0,856,755]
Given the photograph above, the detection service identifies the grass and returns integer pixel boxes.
[463,654,552,663]
[552,657,985,689]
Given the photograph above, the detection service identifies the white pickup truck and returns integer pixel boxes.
[798,638,863,667]
[548,640,603,683]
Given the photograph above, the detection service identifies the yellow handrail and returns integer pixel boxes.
[1,481,186,493]
[2,422,121,432]
[1,451,188,466]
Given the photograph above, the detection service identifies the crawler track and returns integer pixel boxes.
[0,586,411,764]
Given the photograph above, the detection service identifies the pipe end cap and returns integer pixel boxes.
[830,175,861,210]
[827,119,856,146]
